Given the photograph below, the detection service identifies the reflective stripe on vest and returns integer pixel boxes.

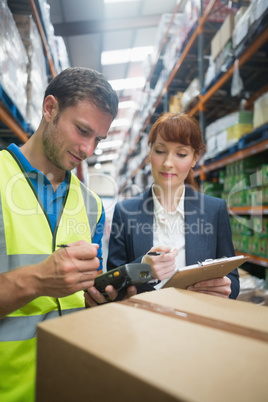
[0,308,83,341]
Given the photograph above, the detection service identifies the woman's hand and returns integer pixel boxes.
[187,276,231,298]
[143,246,178,280]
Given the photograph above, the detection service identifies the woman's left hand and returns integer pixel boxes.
[187,276,231,298]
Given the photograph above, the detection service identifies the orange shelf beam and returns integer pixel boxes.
[0,105,29,143]
[202,138,268,173]
[236,251,268,268]
[229,206,268,215]
[190,26,268,115]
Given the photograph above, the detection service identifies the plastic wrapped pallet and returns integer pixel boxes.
[152,13,183,60]
[54,36,70,71]
[38,0,62,74]
[232,7,250,48]
[181,78,200,112]
[13,14,48,131]
[0,0,28,119]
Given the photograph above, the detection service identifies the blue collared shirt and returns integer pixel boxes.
[7,144,104,269]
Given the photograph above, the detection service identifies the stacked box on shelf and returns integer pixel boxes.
[253,92,268,129]
[264,186,268,205]
[205,111,253,159]
[232,0,268,49]
[230,216,253,236]
[185,0,237,33]
[253,216,268,236]
[13,14,48,131]
[251,186,268,206]
[222,158,267,207]
[259,238,267,258]
[181,78,200,112]
[230,215,268,258]
[248,235,260,255]
[227,123,253,144]
[169,92,183,113]
[235,157,265,175]
[230,214,268,259]
[0,0,28,119]
[202,181,224,198]
[256,164,268,186]
[211,14,235,63]
[229,189,248,207]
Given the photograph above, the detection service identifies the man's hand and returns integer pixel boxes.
[187,276,231,298]
[84,285,137,307]
[0,240,100,318]
[143,246,178,280]
[36,240,100,297]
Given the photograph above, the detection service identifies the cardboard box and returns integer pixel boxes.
[211,30,221,61]
[253,91,268,129]
[36,288,268,402]
[220,14,235,49]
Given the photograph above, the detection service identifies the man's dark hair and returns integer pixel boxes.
[44,67,118,119]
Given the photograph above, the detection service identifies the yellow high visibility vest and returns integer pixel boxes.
[0,149,103,402]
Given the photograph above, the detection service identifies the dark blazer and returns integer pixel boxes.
[107,186,239,299]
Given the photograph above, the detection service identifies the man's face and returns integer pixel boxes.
[42,97,113,172]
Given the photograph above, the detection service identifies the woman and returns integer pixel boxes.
[106,112,239,299]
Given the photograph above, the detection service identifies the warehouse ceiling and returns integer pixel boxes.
[46,0,179,166]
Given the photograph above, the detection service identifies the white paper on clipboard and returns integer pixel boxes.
[155,255,249,290]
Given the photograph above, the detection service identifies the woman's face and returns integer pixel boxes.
[150,134,197,192]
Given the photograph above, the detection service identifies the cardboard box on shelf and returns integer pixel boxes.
[169,92,183,113]
[227,123,253,144]
[253,91,268,129]
[220,14,235,49]
[211,30,221,61]
[36,288,268,402]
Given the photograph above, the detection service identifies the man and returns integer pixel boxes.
[0,67,135,402]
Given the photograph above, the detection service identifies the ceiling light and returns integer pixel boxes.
[102,49,131,65]
[98,139,123,149]
[104,0,140,3]
[119,100,136,109]
[109,76,145,91]
[97,154,119,162]
[94,163,102,170]
[110,119,130,128]
[101,46,153,66]
[130,46,153,62]
[94,148,103,155]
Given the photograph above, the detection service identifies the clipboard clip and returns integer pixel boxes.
[196,257,228,267]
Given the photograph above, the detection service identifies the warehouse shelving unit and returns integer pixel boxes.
[117,0,268,271]
[117,0,235,190]
[118,1,268,187]
[0,0,56,146]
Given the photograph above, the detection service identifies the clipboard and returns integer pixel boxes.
[160,255,249,290]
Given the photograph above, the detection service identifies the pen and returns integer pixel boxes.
[57,244,103,260]
[147,251,167,256]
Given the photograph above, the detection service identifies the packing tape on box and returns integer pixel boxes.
[122,298,268,343]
